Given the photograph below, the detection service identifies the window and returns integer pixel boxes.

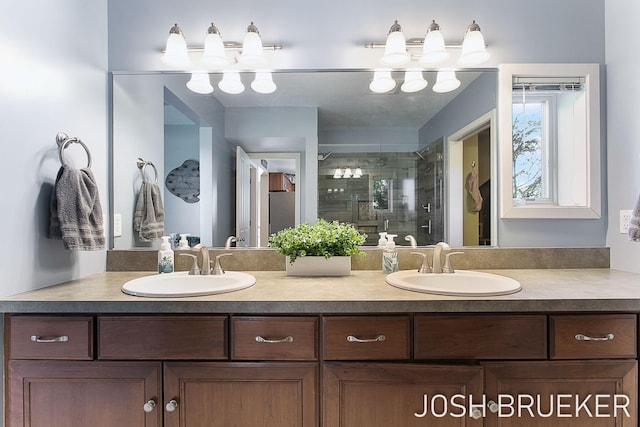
[499,64,601,219]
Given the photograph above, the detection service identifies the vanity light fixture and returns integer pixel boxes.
[251,71,277,94]
[458,20,489,66]
[366,19,489,67]
[333,167,363,179]
[432,70,461,93]
[239,22,266,65]
[218,70,245,94]
[161,23,191,67]
[420,20,449,66]
[353,168,363,178]
[343,168,353,179]
[381,20,411,66]
[333,168,343,179]
[401,69,428,93]
[202,23,229,66]
[186,71,214,94]
[369,69,396,93]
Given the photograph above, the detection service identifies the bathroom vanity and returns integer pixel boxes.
[3,268,640,426]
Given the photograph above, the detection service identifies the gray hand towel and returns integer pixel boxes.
[49,166,105,250]
[628,193,640,242]
[133,181,165,241]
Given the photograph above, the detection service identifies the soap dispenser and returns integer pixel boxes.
[158,236,174,273]
[382,234,398,273]
[176,233,190,250]
[377,232,388,248]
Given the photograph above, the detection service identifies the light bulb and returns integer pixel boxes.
[381,20,410,66]
[401,69,428,93]
[420,21,449,66]
[333,168,342,179]
[343,168,353,178]
[433,70,461,93]
[161,24,190,67]
[239,22,266,65]
[202,23,229,67]
[458,21,489,66]
[251,71,277,94]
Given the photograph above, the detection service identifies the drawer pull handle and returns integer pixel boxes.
[346,334,386,343]
[30,335,69,343]
[575,333,614,341]
[255,335,294,344]
[143,400,156,413]
[165,399,179,412]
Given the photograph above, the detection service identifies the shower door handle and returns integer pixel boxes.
[421,220,432,234]
[384,219,390,231]
[421,203,431,213]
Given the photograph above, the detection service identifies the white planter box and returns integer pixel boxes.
[285,256,351,276]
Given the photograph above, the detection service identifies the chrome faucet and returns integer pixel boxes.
[431,242,450,274]
[404,235,417,248]
[192,244,211,275]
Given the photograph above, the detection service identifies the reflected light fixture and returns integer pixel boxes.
[186,71,214,94]
[458,20,489,66]
[353,168,363,178]
[343,168,353,179]
[218,70,245,94]
[432,70,461,93]
[420,20,449,66]
[369,69,396,93]
[161,23,190,67]
[202,23,229,66]
[401,69,428,93]
[333,168,342,179]
[381,20,410,66]
[251,71,277,94]
[239,22,266,65]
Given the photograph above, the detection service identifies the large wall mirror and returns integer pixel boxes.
[112,69,499,249]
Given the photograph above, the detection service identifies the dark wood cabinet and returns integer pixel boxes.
[164,362,317,427]
[7,360,162,427]
[269,172,295,192]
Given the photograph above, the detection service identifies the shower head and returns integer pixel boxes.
[414,151,426,160]
[318,152,333,161]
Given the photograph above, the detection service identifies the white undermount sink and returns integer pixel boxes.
[121,271,256,297]
[385,270,521,296]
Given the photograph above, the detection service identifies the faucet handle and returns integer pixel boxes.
[213,253,233,275]
[442,251,464,273]
[410,251,431,274]
[179,253,200,275]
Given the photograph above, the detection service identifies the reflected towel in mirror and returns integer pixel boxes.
[134,181,164,241]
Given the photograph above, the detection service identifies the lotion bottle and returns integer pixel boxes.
[382,234,398,273]
[158,236,174,273]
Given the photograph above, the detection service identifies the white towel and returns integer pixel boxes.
[629,193,640,242]
[49,165,105,250]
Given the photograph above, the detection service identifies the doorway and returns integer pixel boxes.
[447,110,497,247]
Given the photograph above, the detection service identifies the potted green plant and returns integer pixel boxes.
[269,219,367,276]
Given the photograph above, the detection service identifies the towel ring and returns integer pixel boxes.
[136,158,159,184]
[56,132,92,169]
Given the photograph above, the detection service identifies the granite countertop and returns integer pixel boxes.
[3,269,640,314]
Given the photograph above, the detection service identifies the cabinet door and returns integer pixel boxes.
[164,362,318,427]
[484,360,637,426]
[7,360,162,427]
[324,362,484,426]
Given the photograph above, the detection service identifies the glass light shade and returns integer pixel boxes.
[218,71,245,94]
[202,32,229,67]
[239,25,266,65]
[381,30,410,66]
[433,70,461,93]
[420,29,449,66]
[401,70,428,93]
[333,168,342,179]
[161,27,190,67]
[186,72,214,94]
[343,168,353,178]
[251,71,277,94]
[369,70,396,93]
[459,29,489,66]
[353,168,363,178]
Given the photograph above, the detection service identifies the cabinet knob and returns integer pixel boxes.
[143,400,156,413]
[488,400,499,413]
[165,399,179,412]
[470,408,482,420]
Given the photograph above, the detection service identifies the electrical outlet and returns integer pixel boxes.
[620,210,633,234]
[114,213,122,237]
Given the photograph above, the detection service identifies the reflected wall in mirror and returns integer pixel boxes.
[111,70,498,249]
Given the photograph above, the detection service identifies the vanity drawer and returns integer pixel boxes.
[323,316,410,360]
[98,316,227,360]
[7,315,93,360]
[414,315,547,359]
[231,316,318,360]
[550,314,637,359]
